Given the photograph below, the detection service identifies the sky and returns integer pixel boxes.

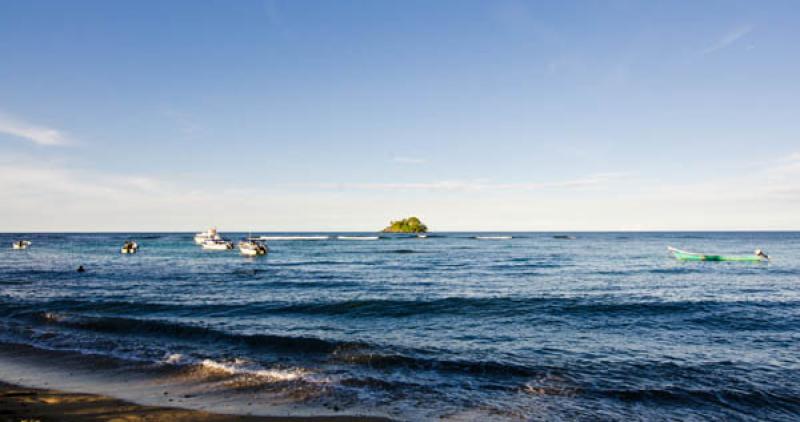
[1,0,799,231]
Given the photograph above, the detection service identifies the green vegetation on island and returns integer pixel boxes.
[382,217,428,233]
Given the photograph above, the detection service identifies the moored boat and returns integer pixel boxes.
[120,240,138,254]
[202,238,234,250]
[238,239,268,256]
[194,228,223,244]
[11,240,32,250]
[668,246,768,262]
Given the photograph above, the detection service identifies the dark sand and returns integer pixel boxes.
[0,381,389,422]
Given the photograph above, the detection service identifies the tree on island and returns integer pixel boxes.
[382,216,428,233]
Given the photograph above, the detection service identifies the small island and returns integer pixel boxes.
[382,216,428,233]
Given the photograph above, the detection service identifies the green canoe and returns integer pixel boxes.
[668,246,768,262]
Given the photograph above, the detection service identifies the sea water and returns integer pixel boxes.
[1,232,799,420]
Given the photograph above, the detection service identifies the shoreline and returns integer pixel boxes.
[0,343,392,422]
[0,381,385,422]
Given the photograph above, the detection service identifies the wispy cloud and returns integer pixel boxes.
[304,172,626,192]
[0,112,70,146]
[392,156,427,165]
[701,24,754,55]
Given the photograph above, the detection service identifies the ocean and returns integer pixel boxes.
[1,232,799,420]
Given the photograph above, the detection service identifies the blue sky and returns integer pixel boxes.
[1,0,799,231]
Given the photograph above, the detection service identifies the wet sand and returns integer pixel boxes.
[0,343,393,421]
[0,381,388,422]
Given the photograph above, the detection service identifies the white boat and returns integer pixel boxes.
[11,240,31,250]
[238,239,268,256]
[259,236,329,241]
[201,238,233,250]
[120,240,138,254]
[417,234,428,238]
[194,228,223,244]
[475,236,513,240]
[337,236,380,241]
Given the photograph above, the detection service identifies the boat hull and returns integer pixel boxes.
[669,247,766,262]
[240,248,267,256]
[202,243,233,250]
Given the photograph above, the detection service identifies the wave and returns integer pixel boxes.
[26,313,369,355]
[2,312,551,381]
[5,296,800,324]
[197,358,307,382]
[598,386,800,410]
[334,350,548,379]
[259,236,329,241]
[389,249,417,254]
[648,267,705,274]
[337,236,380,241]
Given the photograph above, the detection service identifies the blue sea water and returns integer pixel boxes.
[1,232,799,420]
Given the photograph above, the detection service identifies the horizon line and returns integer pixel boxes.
[2,229,800,234]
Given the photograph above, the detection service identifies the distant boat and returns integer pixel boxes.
[259,236,329,241]
[475,236,512,240]
[238,239,268,256]
[417,234,428,239]
[553,235,576,240]
[11,240,31,250]
[668,246,768,262]
[337,236,380,241]
[120,240,138,254]
[194,228,223,244]
[202,238,234,250]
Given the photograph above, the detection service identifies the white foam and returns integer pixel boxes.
[163,353,184,364]
[259,236,329,241]
[42,312,65,322]
[200,359,305,381]
[337,236,380,241]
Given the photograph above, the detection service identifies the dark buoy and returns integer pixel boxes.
[77,265,86,273]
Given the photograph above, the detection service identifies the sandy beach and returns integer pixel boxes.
[0,343,393,422]
[0,381,389,422]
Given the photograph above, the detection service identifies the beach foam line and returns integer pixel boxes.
[258,236,329,241]
[199,359,307,382]
[337,236,380,241]
[475,236,513,240]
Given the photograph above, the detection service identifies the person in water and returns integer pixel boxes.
[77,265,86,273]
[755,249,769,259]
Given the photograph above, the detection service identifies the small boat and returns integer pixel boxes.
[475,236,512,240]
[120,240,139,254]
[553,235,576,240]
[238,239,268,256]
[417,234,428,239]
[202,238,234,250]
[337,236,380,241]
[11,240,32,250]
[194,228,223,244]
[668,246,769,262]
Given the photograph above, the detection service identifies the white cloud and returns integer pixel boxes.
[2,155,799,231]
[0,112,70,146]
[701,24,754,55]
[304,172,626,192]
